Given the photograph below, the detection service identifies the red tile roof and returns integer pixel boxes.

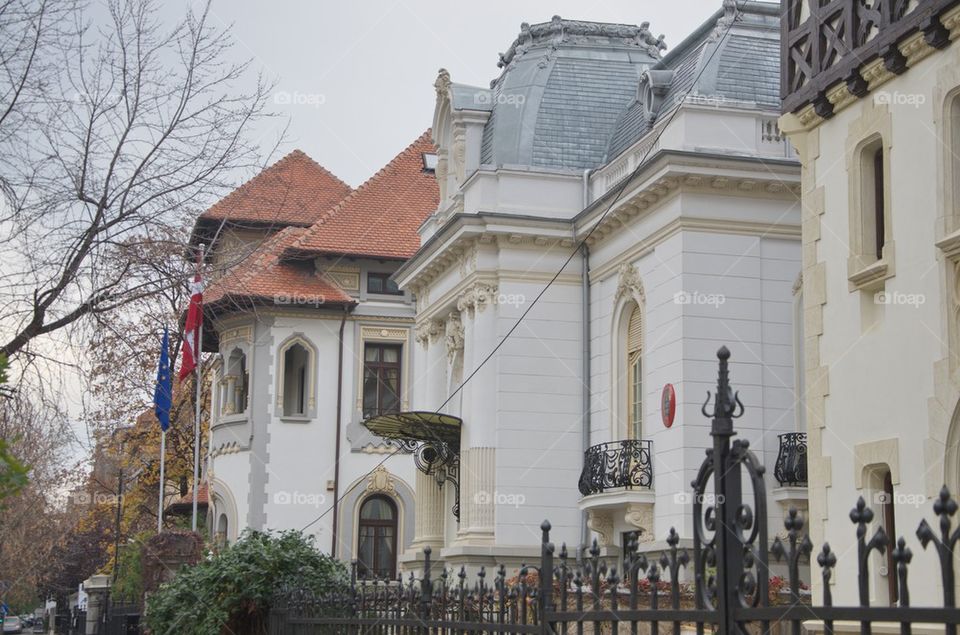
[166,481,209,514]
[204,227,355,316]
[285,130,438,260]
[199,150,353,228]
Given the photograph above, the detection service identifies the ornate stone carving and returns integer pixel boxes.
[415,319,445,346]
[586,509,614,547]
[445,311,464,363]
[434,68,451,98]
[624,502,655,542]
[457,282,499,316]
[711,0,741,41]
[498,16,665,68]
[458,242,478,277]
[452,126,466,183]
[614,262,645,305]
[366,465,396,494]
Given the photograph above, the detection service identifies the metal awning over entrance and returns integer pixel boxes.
[361,411,461,449]
[362,411,462,520]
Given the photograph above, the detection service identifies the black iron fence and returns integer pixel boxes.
[578,439,653,495]
[774,432,807,487]
[272,347,960,634]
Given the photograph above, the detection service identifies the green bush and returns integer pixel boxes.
[145,530,348,635]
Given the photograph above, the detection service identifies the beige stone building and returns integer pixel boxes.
[780,0,960,607]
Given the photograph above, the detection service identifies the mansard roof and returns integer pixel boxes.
[606,1,782,160]
[192,149,353,243]
[204,227,355,316]
[475,17,665,171]
[283,130,439,261]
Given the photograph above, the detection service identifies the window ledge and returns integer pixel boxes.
[279,416,312,424]
[213,413,248,428]
[936,228,960,261]
[847,243,895,291]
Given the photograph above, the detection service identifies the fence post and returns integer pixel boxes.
[709,346,741,635]
[421,546,433,630]
[541,520,554,635]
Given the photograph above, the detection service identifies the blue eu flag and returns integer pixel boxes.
[153,326,172,432]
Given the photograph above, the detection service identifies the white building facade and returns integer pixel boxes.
[395,1,806,573]
[193,136,439,580]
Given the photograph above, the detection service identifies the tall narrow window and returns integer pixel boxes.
[859,138,887,263]
[282,343,310,416]
[873,147,885,259]
[363,343,401,418]
[357,495,398,580]
[224,349,248,416]
[627,305,643,439]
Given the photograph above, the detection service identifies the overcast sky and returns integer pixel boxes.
[179,0,743,188]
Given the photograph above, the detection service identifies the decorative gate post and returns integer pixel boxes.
[692,347,769,635]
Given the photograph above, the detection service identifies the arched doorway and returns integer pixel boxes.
[357,495,398,580]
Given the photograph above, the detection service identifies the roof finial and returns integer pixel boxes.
[435,68,451,97]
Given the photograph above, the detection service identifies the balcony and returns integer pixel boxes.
[774,432,807,487]
[578,439,653,495]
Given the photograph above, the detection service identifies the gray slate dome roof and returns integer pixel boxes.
[478,17,665,171]
[606,1,783,161]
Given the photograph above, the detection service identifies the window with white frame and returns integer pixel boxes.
[222,348,249,416]
[281,341,311,417]
[362,343,401,418]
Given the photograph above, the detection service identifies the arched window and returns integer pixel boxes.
[282,342,310,416]
[222,348,248,416]
[626,305,643,439]
[357,495,398,580]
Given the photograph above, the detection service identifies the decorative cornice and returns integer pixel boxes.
[581,170,800,248]
[782,4,960,131]
[589,216,801,282]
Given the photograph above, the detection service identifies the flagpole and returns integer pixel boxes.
[191,245,204,533]
[157,430,166,533]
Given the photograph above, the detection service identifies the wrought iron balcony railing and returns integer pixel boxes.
[774,432,807,487]
[578,439,653,496]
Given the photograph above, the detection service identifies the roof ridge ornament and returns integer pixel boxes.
[434,68,451,98]
[497,16,667,69]
[710,0,742,41]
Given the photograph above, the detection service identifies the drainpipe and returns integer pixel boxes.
[580,168,592,547]
[330,306,348,555]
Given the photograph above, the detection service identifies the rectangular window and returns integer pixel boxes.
[363,343,402,418]
[367,272,402,295]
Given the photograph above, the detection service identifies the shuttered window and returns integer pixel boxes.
[627,305,643,439]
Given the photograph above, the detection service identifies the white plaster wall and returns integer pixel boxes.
[587,226,800,543]
[211,310,419,556]
[210,451,250,536]
[494,277,584,545]
[808,61,951,604]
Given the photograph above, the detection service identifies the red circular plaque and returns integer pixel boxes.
[661,383,676,428]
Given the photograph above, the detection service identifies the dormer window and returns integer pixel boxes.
[640,70,676,123]
[422,153,438,173]
[367,272,403,295]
